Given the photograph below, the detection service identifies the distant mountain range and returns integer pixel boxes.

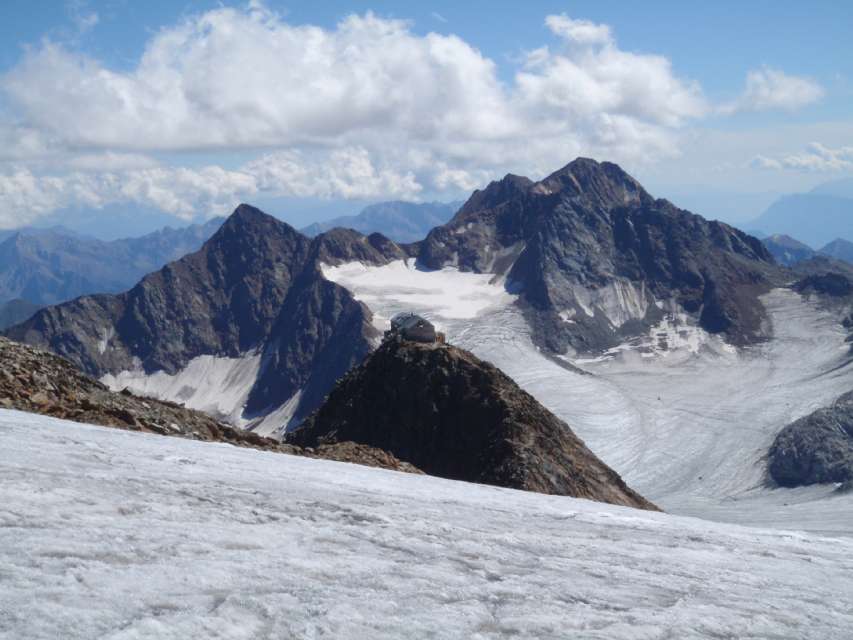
[761,234,817,266]
[810,177,853,199]
[748,183,852,248]
[301,200,460,243]
[819,238,853,264]
[0,200,461,331]
[0,218,224,307]
[6,158,840,440]
[761,234,853,267]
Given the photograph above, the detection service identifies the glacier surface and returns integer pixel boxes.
[1,410,852,639]
[324,261,853,534]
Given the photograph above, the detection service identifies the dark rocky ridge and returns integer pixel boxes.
[769,391,853,487]
[794,272,852,298]
[0,336,420,474]
[415,158,777,354]
[791,258,853,346]
[288,338,658,510]
[5,205,404,428]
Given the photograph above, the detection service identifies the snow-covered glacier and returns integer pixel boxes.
[323,260,853,534]
[1,410,852,639]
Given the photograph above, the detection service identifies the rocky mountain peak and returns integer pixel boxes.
[226,202,275,225]
[820,238,853,264]
[287,337,657,510]
[768,234,811,249]
[418,157,779,353]
[308,227,407,268]
[454,173,534,220]
[209,203,305,255]
[6,203,382,431]
[534,157,650,209]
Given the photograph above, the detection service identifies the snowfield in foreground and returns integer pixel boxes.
[2,411,852,639]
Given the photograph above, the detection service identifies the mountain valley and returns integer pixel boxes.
[5,158,853,533]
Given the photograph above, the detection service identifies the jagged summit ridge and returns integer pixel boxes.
[417,157,776,354]
[535,157,650,206]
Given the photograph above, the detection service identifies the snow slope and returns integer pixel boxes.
[99,352,300,436]
[324,261,853,534]
[322,259,516,330]
[2,410,852,639]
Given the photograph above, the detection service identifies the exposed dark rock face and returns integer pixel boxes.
[0,336,420,474]
[5,205,403,429]
[416,158,776,354]
[308,227,409,267]
[245,273,378,417]
[288,338,657,510]
[762,234,815,266]
[791,258,853,347]
[7,206,306,376]
[0,219,223,306]
[794,272,852,298]
[769,391,853,486]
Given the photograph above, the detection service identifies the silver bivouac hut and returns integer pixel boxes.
[385,312,445,344]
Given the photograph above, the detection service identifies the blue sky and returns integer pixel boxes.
[0,1,851,235]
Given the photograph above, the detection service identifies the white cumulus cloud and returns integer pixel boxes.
[751,142,853,172]
[0,4,819,226]
[722,67,824,114]
[544,14,613,47]
[0,146,426,229]
[0,7,704,159]
[246,147,422,200]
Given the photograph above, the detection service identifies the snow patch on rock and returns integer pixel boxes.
[96,327,114,355]
[571,279,652,327]
[101,352,263,425]
[321,259,517,326]
[246,391,303,438]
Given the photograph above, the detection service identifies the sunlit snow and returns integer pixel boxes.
[2,411,851,639]
[325,261,853,534]
[102,352,263,426]
[321,259,516,330]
